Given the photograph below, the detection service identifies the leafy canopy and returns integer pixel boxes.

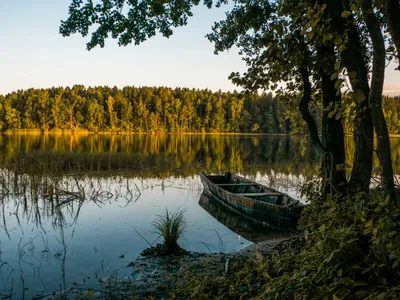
[60,0,231,49]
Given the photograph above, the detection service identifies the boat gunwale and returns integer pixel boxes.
[200,172,304,209]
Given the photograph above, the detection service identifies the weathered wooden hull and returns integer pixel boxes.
[200,172,306,228]
[199,191,293,242]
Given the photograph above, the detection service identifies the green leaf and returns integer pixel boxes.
[377,293,388,300]
[334,62,341,70]
[330,72,339,80]
[393,260,399,268]
[334,37,343,46]
[338,44,346,52]
[324,33,333,41]
[354,290,368,298]
[328,111,336,118]
[348,71,357,78]
[341,11,351,18]
[337,268,343,277]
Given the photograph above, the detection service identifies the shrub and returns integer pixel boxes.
[171,187,400,299]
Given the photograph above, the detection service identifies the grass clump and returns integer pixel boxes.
[143,208,188,256]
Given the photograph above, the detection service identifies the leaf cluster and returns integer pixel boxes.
[60,0,228,50]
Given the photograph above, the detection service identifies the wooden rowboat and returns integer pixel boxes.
[198,191,293,242]
[200,172,307,228]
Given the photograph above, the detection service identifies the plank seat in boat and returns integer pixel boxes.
[235,192,281,197]
[216,183,259,187]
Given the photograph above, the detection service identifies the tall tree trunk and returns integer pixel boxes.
[297,37,346,198]
[362,0,396,203]
[317,46,347,196]
[384,0,400,69]
[326,0,374,194]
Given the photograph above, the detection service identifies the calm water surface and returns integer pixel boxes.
[0,134,399,298]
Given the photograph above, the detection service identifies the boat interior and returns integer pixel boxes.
[209,172,293,206]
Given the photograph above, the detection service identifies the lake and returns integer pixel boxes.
[0,134,399,298]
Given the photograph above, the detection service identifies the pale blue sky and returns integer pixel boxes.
[0,0,399,96]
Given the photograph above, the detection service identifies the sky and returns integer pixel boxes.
[0,0,399,96]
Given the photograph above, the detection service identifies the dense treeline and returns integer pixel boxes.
[0,85,398,134]
[0,86,293,134]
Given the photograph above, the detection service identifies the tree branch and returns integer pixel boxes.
[298,65,327,154]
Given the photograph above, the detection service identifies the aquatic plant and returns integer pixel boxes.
[151,208,187,255]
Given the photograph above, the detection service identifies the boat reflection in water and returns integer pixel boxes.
[198,191,293,243]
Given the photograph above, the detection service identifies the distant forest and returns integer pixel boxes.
[0,85,399,134]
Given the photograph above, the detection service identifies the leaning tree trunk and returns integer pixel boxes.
[362,0,396,204]
[297,36,326,154]
[384,0,400,70]
[299,66,326,153]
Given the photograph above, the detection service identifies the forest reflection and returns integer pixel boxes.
[0,134,399,177]
[0,134,321,178]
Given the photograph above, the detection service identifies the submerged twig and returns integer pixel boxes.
[132,226,152,248]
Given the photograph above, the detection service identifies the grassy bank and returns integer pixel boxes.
[169,186,400,299]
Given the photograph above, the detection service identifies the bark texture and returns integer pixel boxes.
[325,0,374,194]
[318,47,348,195]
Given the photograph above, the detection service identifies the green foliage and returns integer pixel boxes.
[171,255,271,299]
[7,86,400,136]
[171,187,400,299]
[0,86,297,134]
[60,0,225,50]
[151,208,187,255]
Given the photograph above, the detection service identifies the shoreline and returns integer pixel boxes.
[2,130,400,138]
[1,130,297,136]
[43,237,295,299]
